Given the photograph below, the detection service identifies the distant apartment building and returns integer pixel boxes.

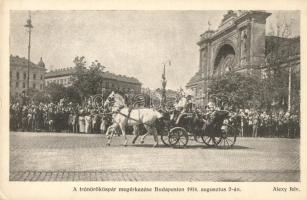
[10,55,46,97]
[45,67,76,87]
[45,67,142,93]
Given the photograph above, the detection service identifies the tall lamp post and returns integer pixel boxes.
[24,11,33,95]
[288,60,292,113]
[161,60,171,109]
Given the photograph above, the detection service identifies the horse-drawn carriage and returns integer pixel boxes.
[158,109,239,149]
[149,91,240,149]
[104,91,240,149]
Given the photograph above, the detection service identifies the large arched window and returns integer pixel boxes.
[213,44,236,76]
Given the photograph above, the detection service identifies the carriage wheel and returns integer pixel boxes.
[201,135,221,147]
[193,135,203,143]
[216,124,238,149]
[168,127,188,148]
[160,131,170,146]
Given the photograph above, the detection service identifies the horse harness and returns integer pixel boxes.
[106,95,156,128]
[106,107,155,128]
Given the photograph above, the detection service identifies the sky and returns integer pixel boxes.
[10,10,300,90]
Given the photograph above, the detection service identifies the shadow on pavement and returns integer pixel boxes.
[131,144,251,150]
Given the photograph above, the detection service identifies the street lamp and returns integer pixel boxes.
[161,60,171,109]
[24,11,33,95]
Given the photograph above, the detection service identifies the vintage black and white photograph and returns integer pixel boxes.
[8,10,300,182]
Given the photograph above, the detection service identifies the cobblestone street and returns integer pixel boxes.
[10,132,300,182]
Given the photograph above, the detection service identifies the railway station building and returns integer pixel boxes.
[186,10,300,107]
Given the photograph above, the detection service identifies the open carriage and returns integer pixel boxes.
[103,90,240,148]
[158,109,240,149]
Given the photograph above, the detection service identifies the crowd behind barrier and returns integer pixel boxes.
[9,100,113,134]
[224,108,300,138]
[9,98,300,138]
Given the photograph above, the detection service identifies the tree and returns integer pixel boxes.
[208,72,262,109]
[28,89,51,103]
[73,56,86,68]
[71,56,106,98]
[265,15,300,112]
[65,85,82,103]
[44,83,82,104]
[32,91,51,103]
[45,82,68,103]
[90,60,105,71]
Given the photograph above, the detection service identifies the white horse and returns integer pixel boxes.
[104,91,163,147]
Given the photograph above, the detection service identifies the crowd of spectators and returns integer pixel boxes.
[10,96,300,138]
[10,99,112,134]
[232,109,300,138]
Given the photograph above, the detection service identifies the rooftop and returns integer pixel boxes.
[10,55,46,69]
[46,67,141,84]
[198,10,271,45]
[101,71,141,84]
[45,67,76,78]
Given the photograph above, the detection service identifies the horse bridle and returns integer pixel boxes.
[105,96,115,107]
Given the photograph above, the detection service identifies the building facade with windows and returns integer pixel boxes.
[45,67,75,87]
[45,67,142,93]
[10,55,46,97]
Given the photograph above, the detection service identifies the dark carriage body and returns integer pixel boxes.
[162,110,239,149]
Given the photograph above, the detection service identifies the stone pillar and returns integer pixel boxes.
[236,11,270,74]
[205,44,211,105]
[249,11,271,72]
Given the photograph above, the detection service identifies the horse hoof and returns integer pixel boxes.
[153,144,158,148]
[140,140,144,144]
[106,143,110,146]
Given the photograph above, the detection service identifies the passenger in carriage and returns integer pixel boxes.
[175,94,193,124]
[204,98,217,121]
[204,99,229,128]
[183,95,193,113]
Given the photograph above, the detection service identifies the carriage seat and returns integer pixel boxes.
[175,112,194,125]
[206,110,230,127]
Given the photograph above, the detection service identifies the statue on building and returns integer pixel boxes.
[201,48,207,77]
[222,10,237,23]
[241,30,248,53]
[240,29,248,65]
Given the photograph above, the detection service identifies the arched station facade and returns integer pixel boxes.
[186,10,272,106]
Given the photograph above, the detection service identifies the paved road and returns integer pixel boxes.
[10,132,300,181]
